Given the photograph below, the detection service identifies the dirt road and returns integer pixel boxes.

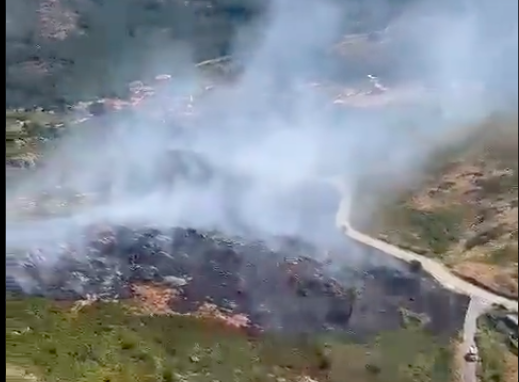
[336,196,518,312]
[461,298,490,382]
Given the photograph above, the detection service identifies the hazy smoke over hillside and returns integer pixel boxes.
[6,0,518,270]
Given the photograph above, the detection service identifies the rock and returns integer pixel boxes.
[154,74,172,81]
[163,275,188,287]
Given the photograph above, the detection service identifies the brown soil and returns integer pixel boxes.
[451,338,465,382]
[504,352,518,382]
[452,262,518,299]
[128,282,252,331]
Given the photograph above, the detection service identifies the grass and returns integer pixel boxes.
[476,324,506,382]
[488,245,519,266]
[383,204,465,257]
[475,315,517,382]
[325,327,454,382]
[6,297,456,382]
[6,109,69,167]
[399,307,430,329]
[6,298,321,382]
[367,116,518,297]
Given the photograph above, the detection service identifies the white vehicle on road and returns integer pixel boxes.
[465,345,479,362]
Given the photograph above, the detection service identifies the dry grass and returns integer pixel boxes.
[450,337,465,382]
[6,364,39,381]
[127,283,251,330]
[504,352,518,382]
[451,262,518,298]
[130,283,179,316]
[372,116,518,297]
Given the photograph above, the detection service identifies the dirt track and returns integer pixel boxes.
[336,192,518,312]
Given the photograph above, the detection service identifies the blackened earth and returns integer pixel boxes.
[6,225,469,338]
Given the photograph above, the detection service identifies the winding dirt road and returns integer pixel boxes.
[335,193,517,382]
[336,196,518,311]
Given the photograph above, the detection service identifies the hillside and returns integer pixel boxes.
[6,0,420,110]
[476,311,518,382]
[6,105,467,382]
[365,117,518,298]
[6,0,266,109]
[5,0,518,381]
[6,296,458,382]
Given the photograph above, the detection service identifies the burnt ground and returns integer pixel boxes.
[6,144,469,339]
[6,224,469,339]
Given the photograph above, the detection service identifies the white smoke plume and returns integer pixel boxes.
[6,0,518,270]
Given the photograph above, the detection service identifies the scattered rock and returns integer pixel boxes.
[6,226,468,337]
[163,275,189,287]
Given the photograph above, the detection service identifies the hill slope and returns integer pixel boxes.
[6,297,457,382]
[367,117,518,298]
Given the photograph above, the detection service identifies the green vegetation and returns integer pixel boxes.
[475,315,516,382]
[325,326,454,382]
[398,307,430,329]
[6,109,69,166]
[487,245,519,266]
[7,298,321,382]
[403,207,464,255]
[379,203,465,257]
[368,117,518,297]
[6,297,456,382]
[6,109,65,127]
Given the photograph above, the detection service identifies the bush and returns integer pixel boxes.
[409,260,423,273]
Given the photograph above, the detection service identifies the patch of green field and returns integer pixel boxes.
[6,298,329,382]
[375,201,465,258]
[6,297,455,382]
[476,315,517,382]
[6,109,69,166]
[325,328,454,382]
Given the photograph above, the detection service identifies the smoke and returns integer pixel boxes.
[6,0,518,272]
